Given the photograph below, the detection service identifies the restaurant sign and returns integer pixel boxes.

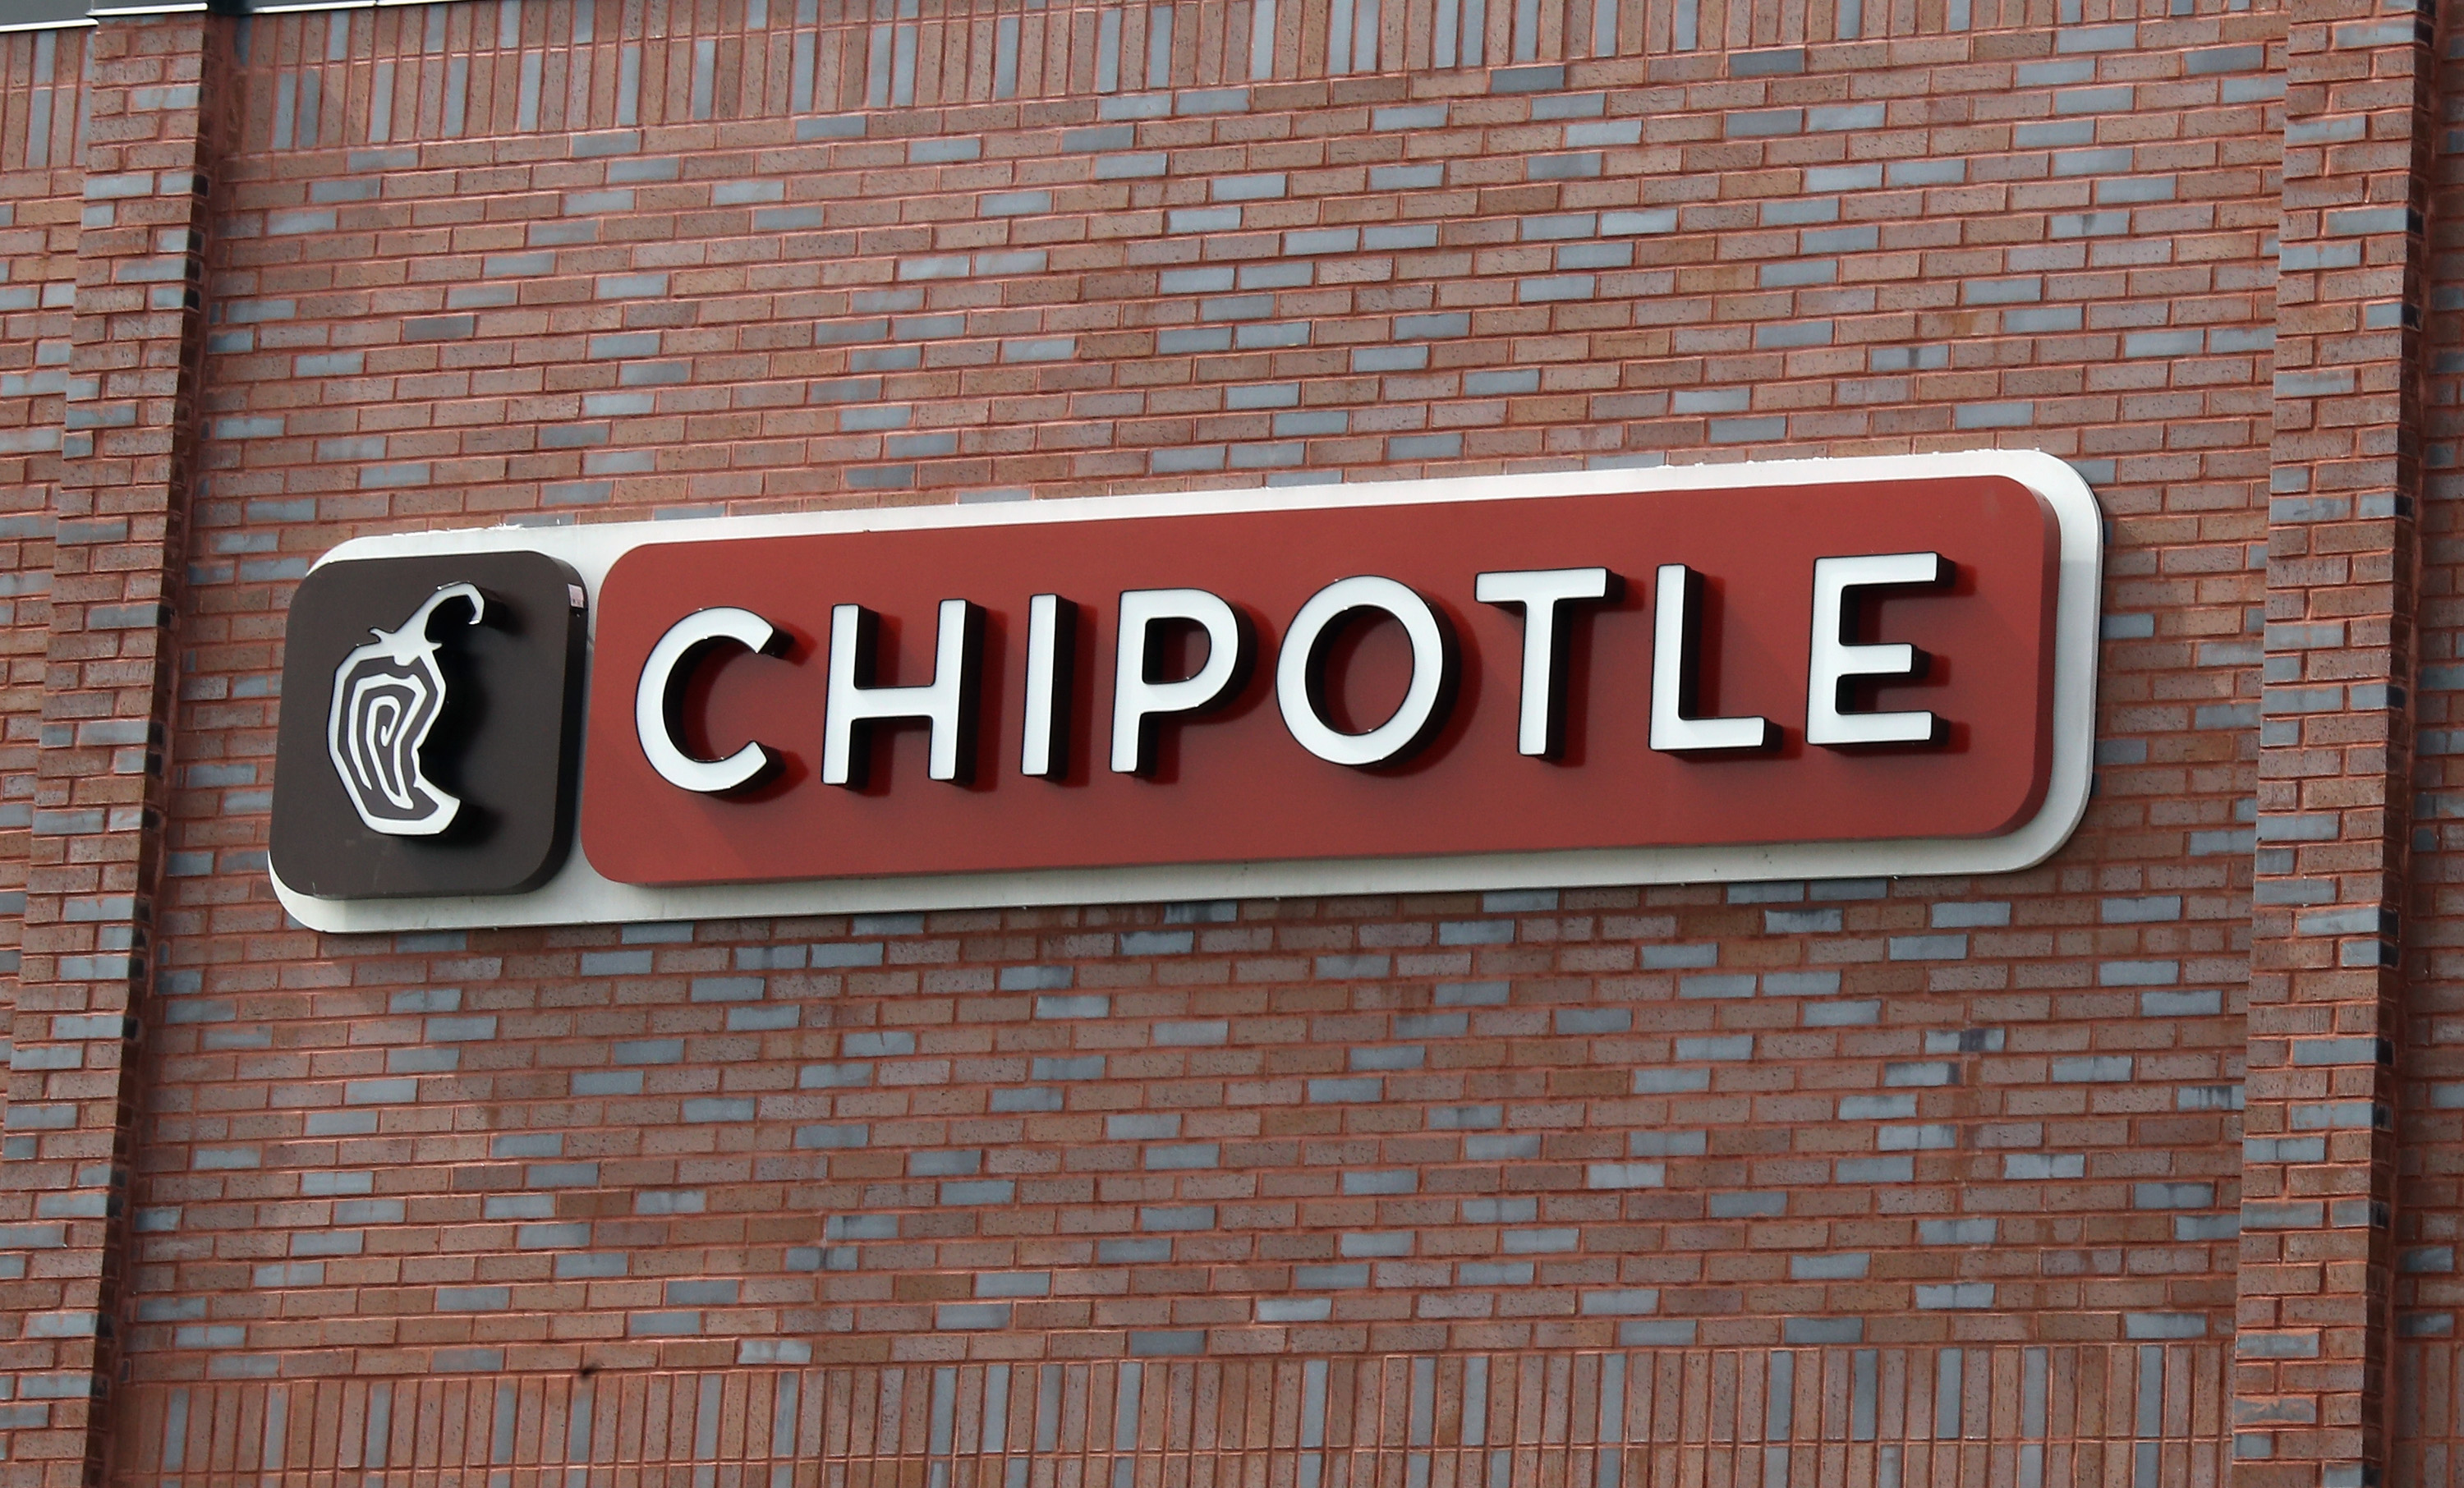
[268,452,2103,931]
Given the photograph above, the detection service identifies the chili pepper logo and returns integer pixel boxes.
[325,582,487,836]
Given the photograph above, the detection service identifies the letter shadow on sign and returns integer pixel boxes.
[1831,561,1962,754]
[1046,599,1099,788]
[1552,584,1623,769]
[1301,601,1476,775]
[680,626,809,801]
[1655,567,1781,760]
[1134,607,1260,785]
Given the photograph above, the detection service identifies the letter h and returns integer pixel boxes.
[823,599,983,787]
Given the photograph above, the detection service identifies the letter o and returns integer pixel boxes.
[637,607,784,794]
[1276,576,1455,768]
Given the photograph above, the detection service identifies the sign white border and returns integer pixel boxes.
[271,450,2104,933]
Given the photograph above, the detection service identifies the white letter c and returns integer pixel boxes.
[637,607,784,794]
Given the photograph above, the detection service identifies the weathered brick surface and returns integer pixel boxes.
[2398,3,2464,1486]
[2240,2,2433,1481]
[0,26,85,1148]
[17,0,2449,1479]
[0,17,223,1488]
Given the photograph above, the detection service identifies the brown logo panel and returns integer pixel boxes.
[269,552,587,899]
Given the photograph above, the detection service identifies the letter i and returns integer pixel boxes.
[1021,595,1077,778]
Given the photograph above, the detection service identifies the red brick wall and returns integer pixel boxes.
[12,0,2445,1479]
[2402,4,2464,1477]
[0,24,86,1142]
[166,0,2267,1408]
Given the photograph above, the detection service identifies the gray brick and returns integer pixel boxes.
[1679,973,1756,999]
[1140,1205,1215,1230]
[1730,47,1804,75]
[437,1286,510,1311]
[1762,198,1838,227]
[1962,278,2040,305]
[1628,1130,1706,1157]
[797,1063,871,1088]
[1642,944,1717,969]
[2123,1314,2207,1341]
[1954,402,2035,429]
[1342,1169,1416,1195]
[595,273,668,299]
[1759,259,1835,287]
[1916,1284,1996,1310]
[1726,109,1804,137]
[2016,119,2096,148]
[1931,902,2010,928]
[1152,445,1226,471]
[1600,209,1676,236]
[1489,64,1564,91]
[1565,119,1640,147]
[939,1179,1014,1205]
[1586,1161,1664,1189]
[1676,1036,1752,1061]
[1284,227,1360,255]
[1519,273,1595,301]
[2053,86,2134,115]
[1274,410,1348,436]
[1676,389,1754,419]
[1365,223,1439,249]
[1765,971,1843,998]
[1001,964,1076,992]
[1521,213,1596,240]
[1809,104,1885,132]
[795,1123,870,1149]
[1167,206,1240,233]
[2124,329,2202,358]
[1308,1077,1382,1102]
[1889,935,1968,961]
[1350,1045,1424,1070]
[1708,416,1786,443]
[1579,1288,1660,1315]
[1791,1251,1868,1279]
[812,942,887,968]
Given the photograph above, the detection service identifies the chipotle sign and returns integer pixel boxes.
[269,452,2103,931]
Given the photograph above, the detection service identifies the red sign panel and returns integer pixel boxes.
[577,473,2064,889]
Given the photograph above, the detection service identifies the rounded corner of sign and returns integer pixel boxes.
[268,867,348,933]
[1986,774,2096,879]
[304,535,402,576]
[1990,450,2104,526]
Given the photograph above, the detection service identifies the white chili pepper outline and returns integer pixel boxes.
[325,582,487,837]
